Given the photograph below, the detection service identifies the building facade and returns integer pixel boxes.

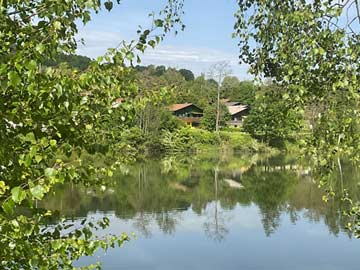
[169,103,203,127]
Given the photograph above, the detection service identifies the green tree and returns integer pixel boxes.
[135,65,184,135]
[175,75,217,107]
[154,65,166,76]
[243,85,302,146]
[178,68,195,81]
[221,76,240,99]
[221,77,256,105]
[43,53,92,70]
[201,103,231,131]
[234,0,360,158]
[0,0,185,269]
[237,80,256,105]
[234,0,360,235]
[208,62,232,132]
[207,78,219,88]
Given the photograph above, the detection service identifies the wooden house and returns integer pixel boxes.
[224,101,242,106]
[169,103,203,127]
[226,105,249,128]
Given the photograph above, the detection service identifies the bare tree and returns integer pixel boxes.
[208,61,232,132]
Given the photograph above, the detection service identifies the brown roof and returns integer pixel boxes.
[168,103,194,112]
[115,98,124,103]
[111,98,124,108]
[224,101,241,106]
[227,105,249,115]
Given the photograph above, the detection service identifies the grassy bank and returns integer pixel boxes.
[141,127,276,156]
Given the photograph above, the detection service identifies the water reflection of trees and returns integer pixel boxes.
[203,166,229,242]
[41,154,359,239]
[243,167,298,236]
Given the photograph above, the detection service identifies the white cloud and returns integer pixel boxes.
[142,46,237,63]
[75,29,123,58]
[141,45,252,79]
[75,29,251,80]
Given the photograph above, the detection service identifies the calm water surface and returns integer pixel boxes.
[44,153,360,270]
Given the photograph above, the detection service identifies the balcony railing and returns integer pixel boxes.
[227,120,243,126]
[178,117,202,123]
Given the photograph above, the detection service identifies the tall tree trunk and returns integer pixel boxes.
[216,83,220,132]
[215,70,223,133]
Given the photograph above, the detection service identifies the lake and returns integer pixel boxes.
[43,152,360,270]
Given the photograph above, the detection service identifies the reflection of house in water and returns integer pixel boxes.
[221,169,247,190]
[169,182,189,192]
[259,164,311,176]
[224,179,244,189]
[169,103,203,127]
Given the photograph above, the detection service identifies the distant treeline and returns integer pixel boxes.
[44,53,255,104]
[44,54,302,146]
[43,53,92,70]
[135,65,195,81]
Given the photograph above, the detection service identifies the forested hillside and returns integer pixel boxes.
[44,54,303,149]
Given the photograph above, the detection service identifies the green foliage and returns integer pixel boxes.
[159,127,271,154]
[177,75,218,107]
[207,78,219,88]
[234,0,360,235]
[234,0,360,158]
[133,65,255,114]
[178,68,195,81]
[221,76,240,99]
[243,84,303,146]
[154,65,166,76]
[201,106,217,131]
[221,77,256,105]
[158,110,185,132]
[220,131,272,153]
[237,81,256,105]
[201,103,231,131]
[134,66,213,108]
[0,0,185,269]
[43,53,92,70]
[161,127,220,153]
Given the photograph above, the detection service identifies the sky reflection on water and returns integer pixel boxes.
[44,153,360,270]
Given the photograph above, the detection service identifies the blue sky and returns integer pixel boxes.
[76,0,251,79]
